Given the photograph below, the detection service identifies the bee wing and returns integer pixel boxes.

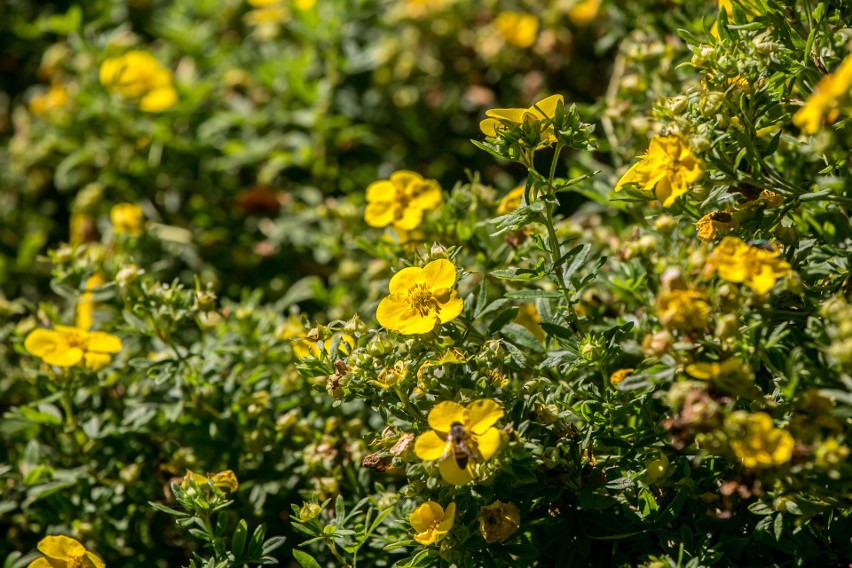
[439,435,455,461]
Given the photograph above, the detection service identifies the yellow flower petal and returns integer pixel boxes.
[139,85,178,112]
[24,329,61,359]
[364,201,396,228]
[37,535,87,559]
[375,295,407,331]
[84,552,106,568]
[473,427,502,461]
[434,290,463,324]
[43,347,85,367]
[414,430,448,461]
[437,502,456,531]
[408,181,442,210]
[428,400,467,432]
[25,558,52,568]
[394,206,424,231]
[86,331,123,353]
[531,94,563,119]
[479,117,501,137]
[387,266,424,294]
[410,501,443,533]
[366,180,397,203]
[439,456,474,485]
[389,170,422,188]
[395,310,438,335]
[466,399,504,435]
[422,259,457,291]
[83,352,112,371]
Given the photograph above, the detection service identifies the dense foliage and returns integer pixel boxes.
[2,0,852,567]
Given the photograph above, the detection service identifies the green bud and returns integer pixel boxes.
[343,314,368,335]
[299,502,322,522]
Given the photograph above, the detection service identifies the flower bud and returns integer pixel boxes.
[429,242,449,260]
[666,95,688,114]
[299,502,323,522]
[654,215,677,235]
[343,314,368,335]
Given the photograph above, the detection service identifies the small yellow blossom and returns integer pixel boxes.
[513,303,544,340]
[480,94,563,143]
[76,273,106,330]
[182,469,239,493]
[29,83,69,116]
[409,501,456,545]
[496,186,529,215]
[99,50,177,112]
[364,170,442,232]
[609,368,634,386]
[27,535,104,568]
[793,55,852,134]
[725,411,795,469]
[372,361,408,389]
[695,211,736,242]
[110,203,144,236]
[25,326,122,370]
[615,134,705,208]
[376,259,463,335]
[477,500,520,543]
[568,0,602,25]
[705,236,791,295]
[656,288,710,331]
[686,357,744,381]
[414,399,503,485]
[493,12,539,49]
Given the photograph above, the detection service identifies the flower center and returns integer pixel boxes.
[67,554,85,568]
[407,283,440,317]
[393,188,413,220]
[64,331,88,350]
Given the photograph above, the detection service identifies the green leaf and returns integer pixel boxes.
[488,307,519,335]
[504,290,563,300]
[292,549,322,568]
[232,519,248,558]
[490,267,544,281]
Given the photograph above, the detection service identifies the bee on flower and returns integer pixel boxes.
[414,399,503,485]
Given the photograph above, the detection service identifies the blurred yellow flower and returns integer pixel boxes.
[615,133,704,208]
[793,55,852,134]
[29,83,69,116]
[477,500,520,543]
[480,94,563,143]
[76,273,106,330]
[364,170,442,232]
[99,50,177,112]
[695,211,736,242]
[726,411,794,469]
[609,368,634,386]
[656,288,710,331]
[568,0,602,25]
[376,259,463,335]
[409,501,456,545]
[686,357,744,381]
[414,399,503,485]
[27,535,104,568]
[25,326,122,370]
[110,203,144,236]
[496,186,528,215]
[182,469,239,493]
[493,12,539,49]
[513,303,544,340]
[705,237,791,295]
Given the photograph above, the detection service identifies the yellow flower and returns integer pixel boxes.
[372,361,408,389]
[414,399,503,485]
[726,411,795,469]
[479,94,563,143]
[513,303,544,340]
[568,0,602,25]
[27,535,104,568]
[493,12,539,49]
[76,273,106,330]
[615,134,705,208]
[99,50,177,112]
[496,186,528,215]
[29,83,69,116]
[110,203,144,236]
[793,55,852,134]
[25,326,122,370]
[376,259,463,335]
[182,469,239,493]
[705,236,791,295]
[656,288,710,331]
[409,501,456,545]
[364,170,442,232]
[695,211,736,242]
[477,500,520,543]
[686,357,744,381]
[609,368,634,386]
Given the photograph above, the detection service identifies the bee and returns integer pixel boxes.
[443,421,481,469]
